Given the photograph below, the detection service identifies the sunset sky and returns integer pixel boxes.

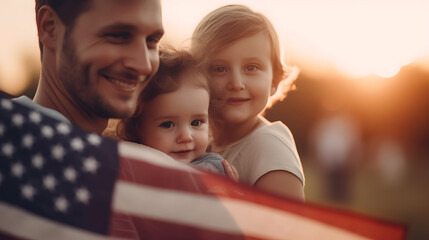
[1,0,429,95]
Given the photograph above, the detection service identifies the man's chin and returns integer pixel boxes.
[106,109,135,119]
[92,103,136,119]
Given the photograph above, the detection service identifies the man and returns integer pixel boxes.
[3,0,167,238]
[15,0,164,134]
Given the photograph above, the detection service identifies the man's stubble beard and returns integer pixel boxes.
[58,31,136,119]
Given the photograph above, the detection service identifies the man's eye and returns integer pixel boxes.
[105,32,132,43]
[160,121,174,128]
[191,120,203,127]
[147,36,161,49]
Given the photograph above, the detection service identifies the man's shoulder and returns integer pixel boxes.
[12,96,70,123]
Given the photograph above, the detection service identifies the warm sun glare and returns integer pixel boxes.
[263,1,429,79]
[162,0,429,79]
[1,0,429,96]
[0,1,39,95]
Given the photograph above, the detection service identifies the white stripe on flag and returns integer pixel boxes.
[113,181,370,240]
[118,141,200,172]
[221,198,370,240]
[0,203,118,240]
[113,181,242,233]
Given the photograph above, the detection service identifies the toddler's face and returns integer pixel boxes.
[138,80,210,163]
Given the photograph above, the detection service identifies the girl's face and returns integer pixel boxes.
[209,32,273,125]
[138,75,210,164]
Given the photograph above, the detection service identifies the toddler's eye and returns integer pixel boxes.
[160,121,175,128]
[191,120,203,127]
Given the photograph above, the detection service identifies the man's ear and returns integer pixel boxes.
[36,5,62,51]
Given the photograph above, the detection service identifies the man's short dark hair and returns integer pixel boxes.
[35,0,92,56]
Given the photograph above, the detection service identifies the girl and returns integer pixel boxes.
[192,5,304,200]
[117,47,238,178]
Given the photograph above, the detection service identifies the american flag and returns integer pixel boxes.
[0,95,406,240]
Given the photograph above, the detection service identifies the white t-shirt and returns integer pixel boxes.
[216,121,304,186]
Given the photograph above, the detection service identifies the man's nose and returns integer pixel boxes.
[122,40,154,76]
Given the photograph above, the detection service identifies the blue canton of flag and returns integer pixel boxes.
[0,96,119,236]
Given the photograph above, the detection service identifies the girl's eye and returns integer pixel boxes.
[211,66,227,73]
[245,64,259,71]
[191,120,203,127]
[160,121,175,128]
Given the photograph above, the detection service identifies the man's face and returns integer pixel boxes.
[57,0,164,118]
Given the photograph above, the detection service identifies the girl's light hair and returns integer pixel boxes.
[191,4,299,111]
[266,65,299,110]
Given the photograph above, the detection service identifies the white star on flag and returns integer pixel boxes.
[2,142,14,157]
[87,134,102,146]
[11,162,25,178]
[21,184,36,200]
[51,144,65,161]
[1,99,12,109]
[29,111,42,124]
[64,167,77,182]
[76,187,91,204]
[56,122,71,135]
[54,196,69,213]
[32,154,44,169]
[22,134,34,148]
[12,114,24,127]
[41,125,54,138]
[43,174,57,191]
[71,137,85,152]
[83,157,99,174]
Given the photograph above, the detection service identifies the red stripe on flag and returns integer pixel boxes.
[111,149,406,240]
[118,156,210,194]
[109,212,139,240]
[200,173,407,240]
[130,216,251,240]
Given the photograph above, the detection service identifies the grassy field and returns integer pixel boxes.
[303,156,429,240]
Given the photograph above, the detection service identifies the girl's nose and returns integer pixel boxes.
[227,71,245,91]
